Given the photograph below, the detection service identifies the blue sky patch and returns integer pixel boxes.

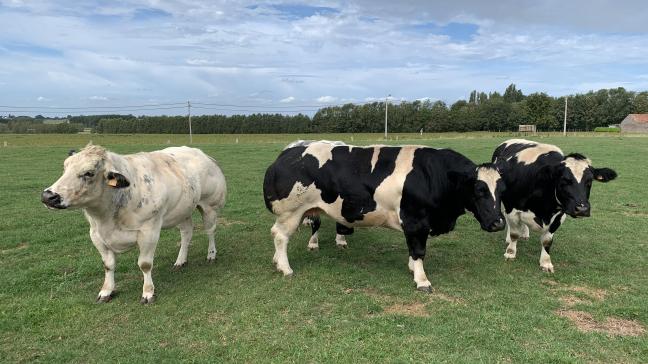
[133,8,173,21]
[1,42,63,57]
[269,4,339,19]
[406,22,479,42]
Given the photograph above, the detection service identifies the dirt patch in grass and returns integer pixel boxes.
[559,295,591,307]
[1,241,29,254]
[430,292,465,305]
[555,309,645,337]
[622,211,648,217]
[383,302,429,317]
[357,287,464,306]
[564,286,607,301]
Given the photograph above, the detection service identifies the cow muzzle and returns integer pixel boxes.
[485,218,506,232]
[573,204,590,218]
[41,190,66,209]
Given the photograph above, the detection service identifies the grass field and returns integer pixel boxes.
[1,133,647,363]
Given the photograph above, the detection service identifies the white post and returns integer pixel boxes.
[188,101,193,144]
[384,94,390,139]
[563,97,568,136]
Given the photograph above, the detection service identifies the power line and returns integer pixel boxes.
[0,106,186,113]
[0,102,187,110]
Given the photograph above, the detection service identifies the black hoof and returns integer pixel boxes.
[308,246,319,251]
[416,286,433,293]
[140,295,156,304]
[206,257,216,264]
[95,291,116,303]
[337,245,347,250]
[172,262,187,271]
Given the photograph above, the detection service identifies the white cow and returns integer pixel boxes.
[42,144,227,304]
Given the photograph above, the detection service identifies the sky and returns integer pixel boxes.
[1,0,648,116]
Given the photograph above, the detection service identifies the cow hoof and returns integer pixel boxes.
[336,244,347,249]
[96,292,115,303]
[416,285,433,293]
[307,245,319,251]
[504,252,516,260]
[206,257,216,264]
[140,295,156,304]
[172,262,187,271]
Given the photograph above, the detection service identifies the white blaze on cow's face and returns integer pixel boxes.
[477,167,500,201]
[42,145,129,209]
[563,156,592,183]
[556,155,594,217]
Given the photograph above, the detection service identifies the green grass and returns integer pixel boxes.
[594,127,621,133]
[1,133,647,363]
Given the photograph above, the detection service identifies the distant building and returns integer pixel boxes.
[620,114,648,133]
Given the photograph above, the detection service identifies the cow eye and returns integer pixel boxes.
[81,171,95,178]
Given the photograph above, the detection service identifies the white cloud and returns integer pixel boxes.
[88,95,108,101]
[280,96,295,103]
[316,96,338,103]
[36,96,49,101]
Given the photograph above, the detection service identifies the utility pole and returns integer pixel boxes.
[563,97,568,136]
[384,94,390,139]
[187,100,192,144]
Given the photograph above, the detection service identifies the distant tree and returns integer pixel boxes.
[633,92,648,113]
[525,92,557,130]
[503,84,524,103]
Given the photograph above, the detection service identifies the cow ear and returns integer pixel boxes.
[591,167,617,183]
[106,171,130,188]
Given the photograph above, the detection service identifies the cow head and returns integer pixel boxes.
[542,153,617,218]
[451,164,506,232]
[41,144,130,210]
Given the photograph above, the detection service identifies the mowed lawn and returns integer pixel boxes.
[1,133,647,363]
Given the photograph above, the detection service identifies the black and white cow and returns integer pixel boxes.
[492,139,617,272]
[263,140,506,291]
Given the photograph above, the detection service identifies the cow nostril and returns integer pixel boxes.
[41,190,61,204]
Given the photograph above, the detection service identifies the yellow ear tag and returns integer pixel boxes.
[108,178,118,187]
[596,176,604,181]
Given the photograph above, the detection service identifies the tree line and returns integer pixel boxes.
[2,85,647,134]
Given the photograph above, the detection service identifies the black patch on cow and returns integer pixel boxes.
[549,212,564,233]
[401,148,477,237]
[336,223,354,235]
[565,153,588,161]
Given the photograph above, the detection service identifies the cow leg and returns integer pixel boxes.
[539,231,555,273]
[404,230,432,292]
[504,212,522,260]
[91,229,116,303]
[335,223,352,249]
[271,215,301,276]
[173,218,193,270]
[198,204,218,262]
[305,216,321,251]
[137,228,161,304]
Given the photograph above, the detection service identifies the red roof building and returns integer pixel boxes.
[620,114,648,133]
